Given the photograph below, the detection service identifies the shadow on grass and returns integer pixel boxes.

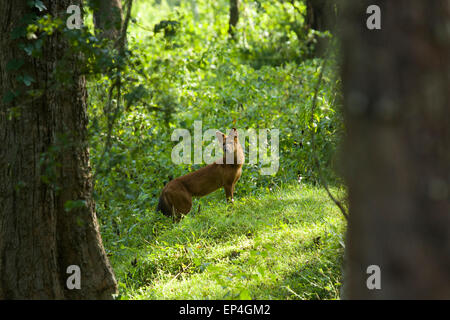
[119,191,342,296]
[250,261,341,299]
[237,240,344,300]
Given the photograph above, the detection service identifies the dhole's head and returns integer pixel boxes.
[216,128,244,165]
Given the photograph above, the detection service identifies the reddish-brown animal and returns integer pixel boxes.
[157,128,244,222]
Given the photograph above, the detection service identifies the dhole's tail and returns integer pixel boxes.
[157,192,171,217]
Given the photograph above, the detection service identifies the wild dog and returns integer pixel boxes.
[157,128,244,222]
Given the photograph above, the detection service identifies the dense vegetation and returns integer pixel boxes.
[3,0,447,300]
[116,185,345,299]
[85,0,345,299]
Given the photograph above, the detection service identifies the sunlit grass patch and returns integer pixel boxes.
[105,183,346,300]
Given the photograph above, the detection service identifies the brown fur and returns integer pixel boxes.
[157,128,244,222]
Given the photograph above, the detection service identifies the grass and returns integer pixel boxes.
[102,182,346,300]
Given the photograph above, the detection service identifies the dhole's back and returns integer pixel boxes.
[157,128,244,222]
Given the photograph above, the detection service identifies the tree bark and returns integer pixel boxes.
[228,0,239,40]
[339,1,450,299]
[306,0,325,31]
[0,0,117,299]
[304,0,336,56]
[92,0,123,40]
[305,0,337,31]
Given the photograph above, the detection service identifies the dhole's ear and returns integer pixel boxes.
[216,131,225,142]
[228,128,238,138]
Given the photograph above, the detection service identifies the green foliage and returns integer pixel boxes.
[108,184,346,300]
[87,1,343,207]
[5,0,346,299]
[3,0,345,299]
[0,0,344,300]
[81,0,346,300]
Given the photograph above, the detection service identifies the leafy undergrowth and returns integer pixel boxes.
[102,183,346,300]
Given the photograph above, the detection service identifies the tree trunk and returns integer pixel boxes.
[306,0,326,31]
[305,0,337,31]
[339,1,450,299]
[304,0,335,56]
[228,0,239,40]
[92,0,123,40]
[0,0,117,299]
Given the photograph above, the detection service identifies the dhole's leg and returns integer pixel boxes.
[227,172,240,204]
[171,205,177,223]
[166,183,192,222]
[231,184,235,203]
[224,184,234,203]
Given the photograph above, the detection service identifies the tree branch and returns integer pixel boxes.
[308,55,349,221]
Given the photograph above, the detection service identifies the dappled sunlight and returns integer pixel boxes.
[111,184,345,299]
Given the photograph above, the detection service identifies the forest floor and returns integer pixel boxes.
[105,183,346,300]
